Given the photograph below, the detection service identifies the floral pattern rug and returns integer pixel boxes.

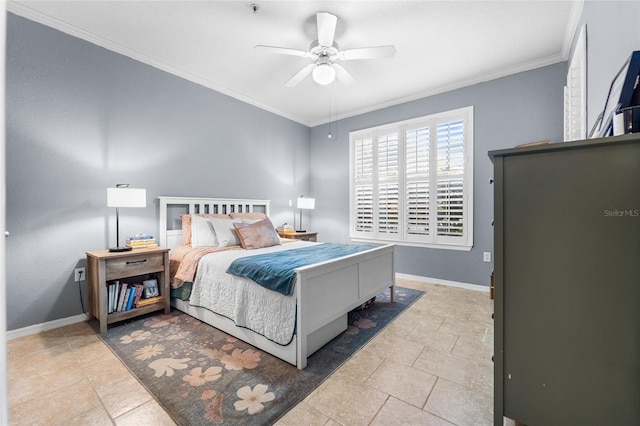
[100,286,423,425]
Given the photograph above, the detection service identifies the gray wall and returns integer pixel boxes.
[309,64,566,286]
[6,14,310,330]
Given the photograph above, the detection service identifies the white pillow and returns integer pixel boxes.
[209,218,242,247]
[191,215,218,247]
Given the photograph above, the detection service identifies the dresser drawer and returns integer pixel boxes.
[105,252,165,280]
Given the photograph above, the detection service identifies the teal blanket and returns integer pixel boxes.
[226,243,376,296]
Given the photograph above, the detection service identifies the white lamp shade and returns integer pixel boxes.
[297,197,315,210]
[107,188,147,208]
[312,64,336,85]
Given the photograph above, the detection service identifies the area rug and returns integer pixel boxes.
[100,286,423,425]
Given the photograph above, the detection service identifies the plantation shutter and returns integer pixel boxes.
[377,132,400,237]
[353,137,374,235]
[406,126,430,240]
[436,120,465,242]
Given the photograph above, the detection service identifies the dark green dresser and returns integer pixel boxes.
[490,134,640,425]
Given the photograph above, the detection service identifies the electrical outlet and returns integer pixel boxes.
[74,267,86,282]
[483,252,491,263]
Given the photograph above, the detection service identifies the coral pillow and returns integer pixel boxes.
[230,212,268,221]
[233,218,281,250]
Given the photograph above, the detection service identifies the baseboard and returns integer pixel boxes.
[7,313,89,340]
[7,274,486,339]
[395,273,489,293]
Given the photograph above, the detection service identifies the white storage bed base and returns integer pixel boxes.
[158,196,395,369]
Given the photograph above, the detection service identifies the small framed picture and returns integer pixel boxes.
[143,279,159,298]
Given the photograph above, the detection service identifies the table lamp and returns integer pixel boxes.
[107,184,146,252]
[296,196,315,232]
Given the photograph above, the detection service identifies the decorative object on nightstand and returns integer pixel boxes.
[277,223,295,234]
[296,195,315,232]
[107,184,147,252]
[86,246,170,334]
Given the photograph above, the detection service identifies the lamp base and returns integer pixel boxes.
[296,229,306,233]
[109,246,132,252]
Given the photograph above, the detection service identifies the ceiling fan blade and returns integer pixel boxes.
[317,12,337,47]
[285,64,315,87]
[333,63,357,87]
[338,45,396,60]
[255,45,310,58]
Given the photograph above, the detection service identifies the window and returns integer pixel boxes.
[349,106,473,250]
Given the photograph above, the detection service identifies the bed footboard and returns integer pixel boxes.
[295,244,395,369]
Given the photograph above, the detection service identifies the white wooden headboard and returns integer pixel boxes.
[158,196,271,250]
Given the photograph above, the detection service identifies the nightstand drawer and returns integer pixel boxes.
[105,252,164,280]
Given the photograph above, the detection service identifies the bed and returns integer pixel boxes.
[158,196,395,369]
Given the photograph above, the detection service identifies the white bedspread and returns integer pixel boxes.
[188,241,315,345]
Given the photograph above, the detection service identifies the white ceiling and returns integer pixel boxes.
[8,1,582,126]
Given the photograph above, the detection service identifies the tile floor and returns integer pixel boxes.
[7,278,494,425]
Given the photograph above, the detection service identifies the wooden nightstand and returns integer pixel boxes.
[86,247,170,334]
[277,230,318,242]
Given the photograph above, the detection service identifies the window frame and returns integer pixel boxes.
[349,106,474,251]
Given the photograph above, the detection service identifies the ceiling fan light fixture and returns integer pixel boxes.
[312,63,336,85]
[256,12,395,87]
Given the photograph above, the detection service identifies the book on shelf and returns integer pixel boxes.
[108,281,163,311]
[107,283,114,314]
[125,286,137,311]
[112,282,120,312]
[117,282,129,311]
[107,281,122,313]
[121,288,131,311]
[137,295,163,307]
[133,284,144,308]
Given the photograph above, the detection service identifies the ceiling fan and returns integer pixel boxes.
[255,12,396,87]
